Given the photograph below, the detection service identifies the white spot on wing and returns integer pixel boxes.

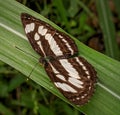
[81,96,85,98]
[48,62,59,74]
[85,71,89,75]
[76,97,80,100]
[59,59,80,79]
[45,33,63,56]
[62,39,74,55]
[54,82,77,93]
[75,57,85,66]
[75,57,91,79]
[75,57,87,71]
[87,75,90,79]
[34,33,40,40]
[68,77,83,88]
[56,74,66,81]
[49,63,66,81]
[38,26,47,36]
[37,41,46,56]
[82,66,87,70]
[59,35,63,38]
[25,23,35,33]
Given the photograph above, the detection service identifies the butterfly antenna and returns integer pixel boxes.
[14,45,40,80]
[27,61,39,80]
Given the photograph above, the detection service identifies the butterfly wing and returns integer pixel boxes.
[45,57,97,105]
[21,13,78,58]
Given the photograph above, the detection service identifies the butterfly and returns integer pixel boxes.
[21,13,97,105]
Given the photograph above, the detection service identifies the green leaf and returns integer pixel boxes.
[8,74,26,92]
[53,0,68,25]
[96,0,120,60]
[0,0,120,115]
[0,103,14,115]
[38,104,54,115]
[114,0,120,20]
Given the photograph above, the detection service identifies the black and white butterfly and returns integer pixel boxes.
[21,13,97,105]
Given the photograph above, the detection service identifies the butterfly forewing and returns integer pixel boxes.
[21,13,78,58]
[21,13,97,105]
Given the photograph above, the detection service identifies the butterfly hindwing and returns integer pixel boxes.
[45,57,97,105]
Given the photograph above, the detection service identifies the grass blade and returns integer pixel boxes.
[96,0,120,60]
